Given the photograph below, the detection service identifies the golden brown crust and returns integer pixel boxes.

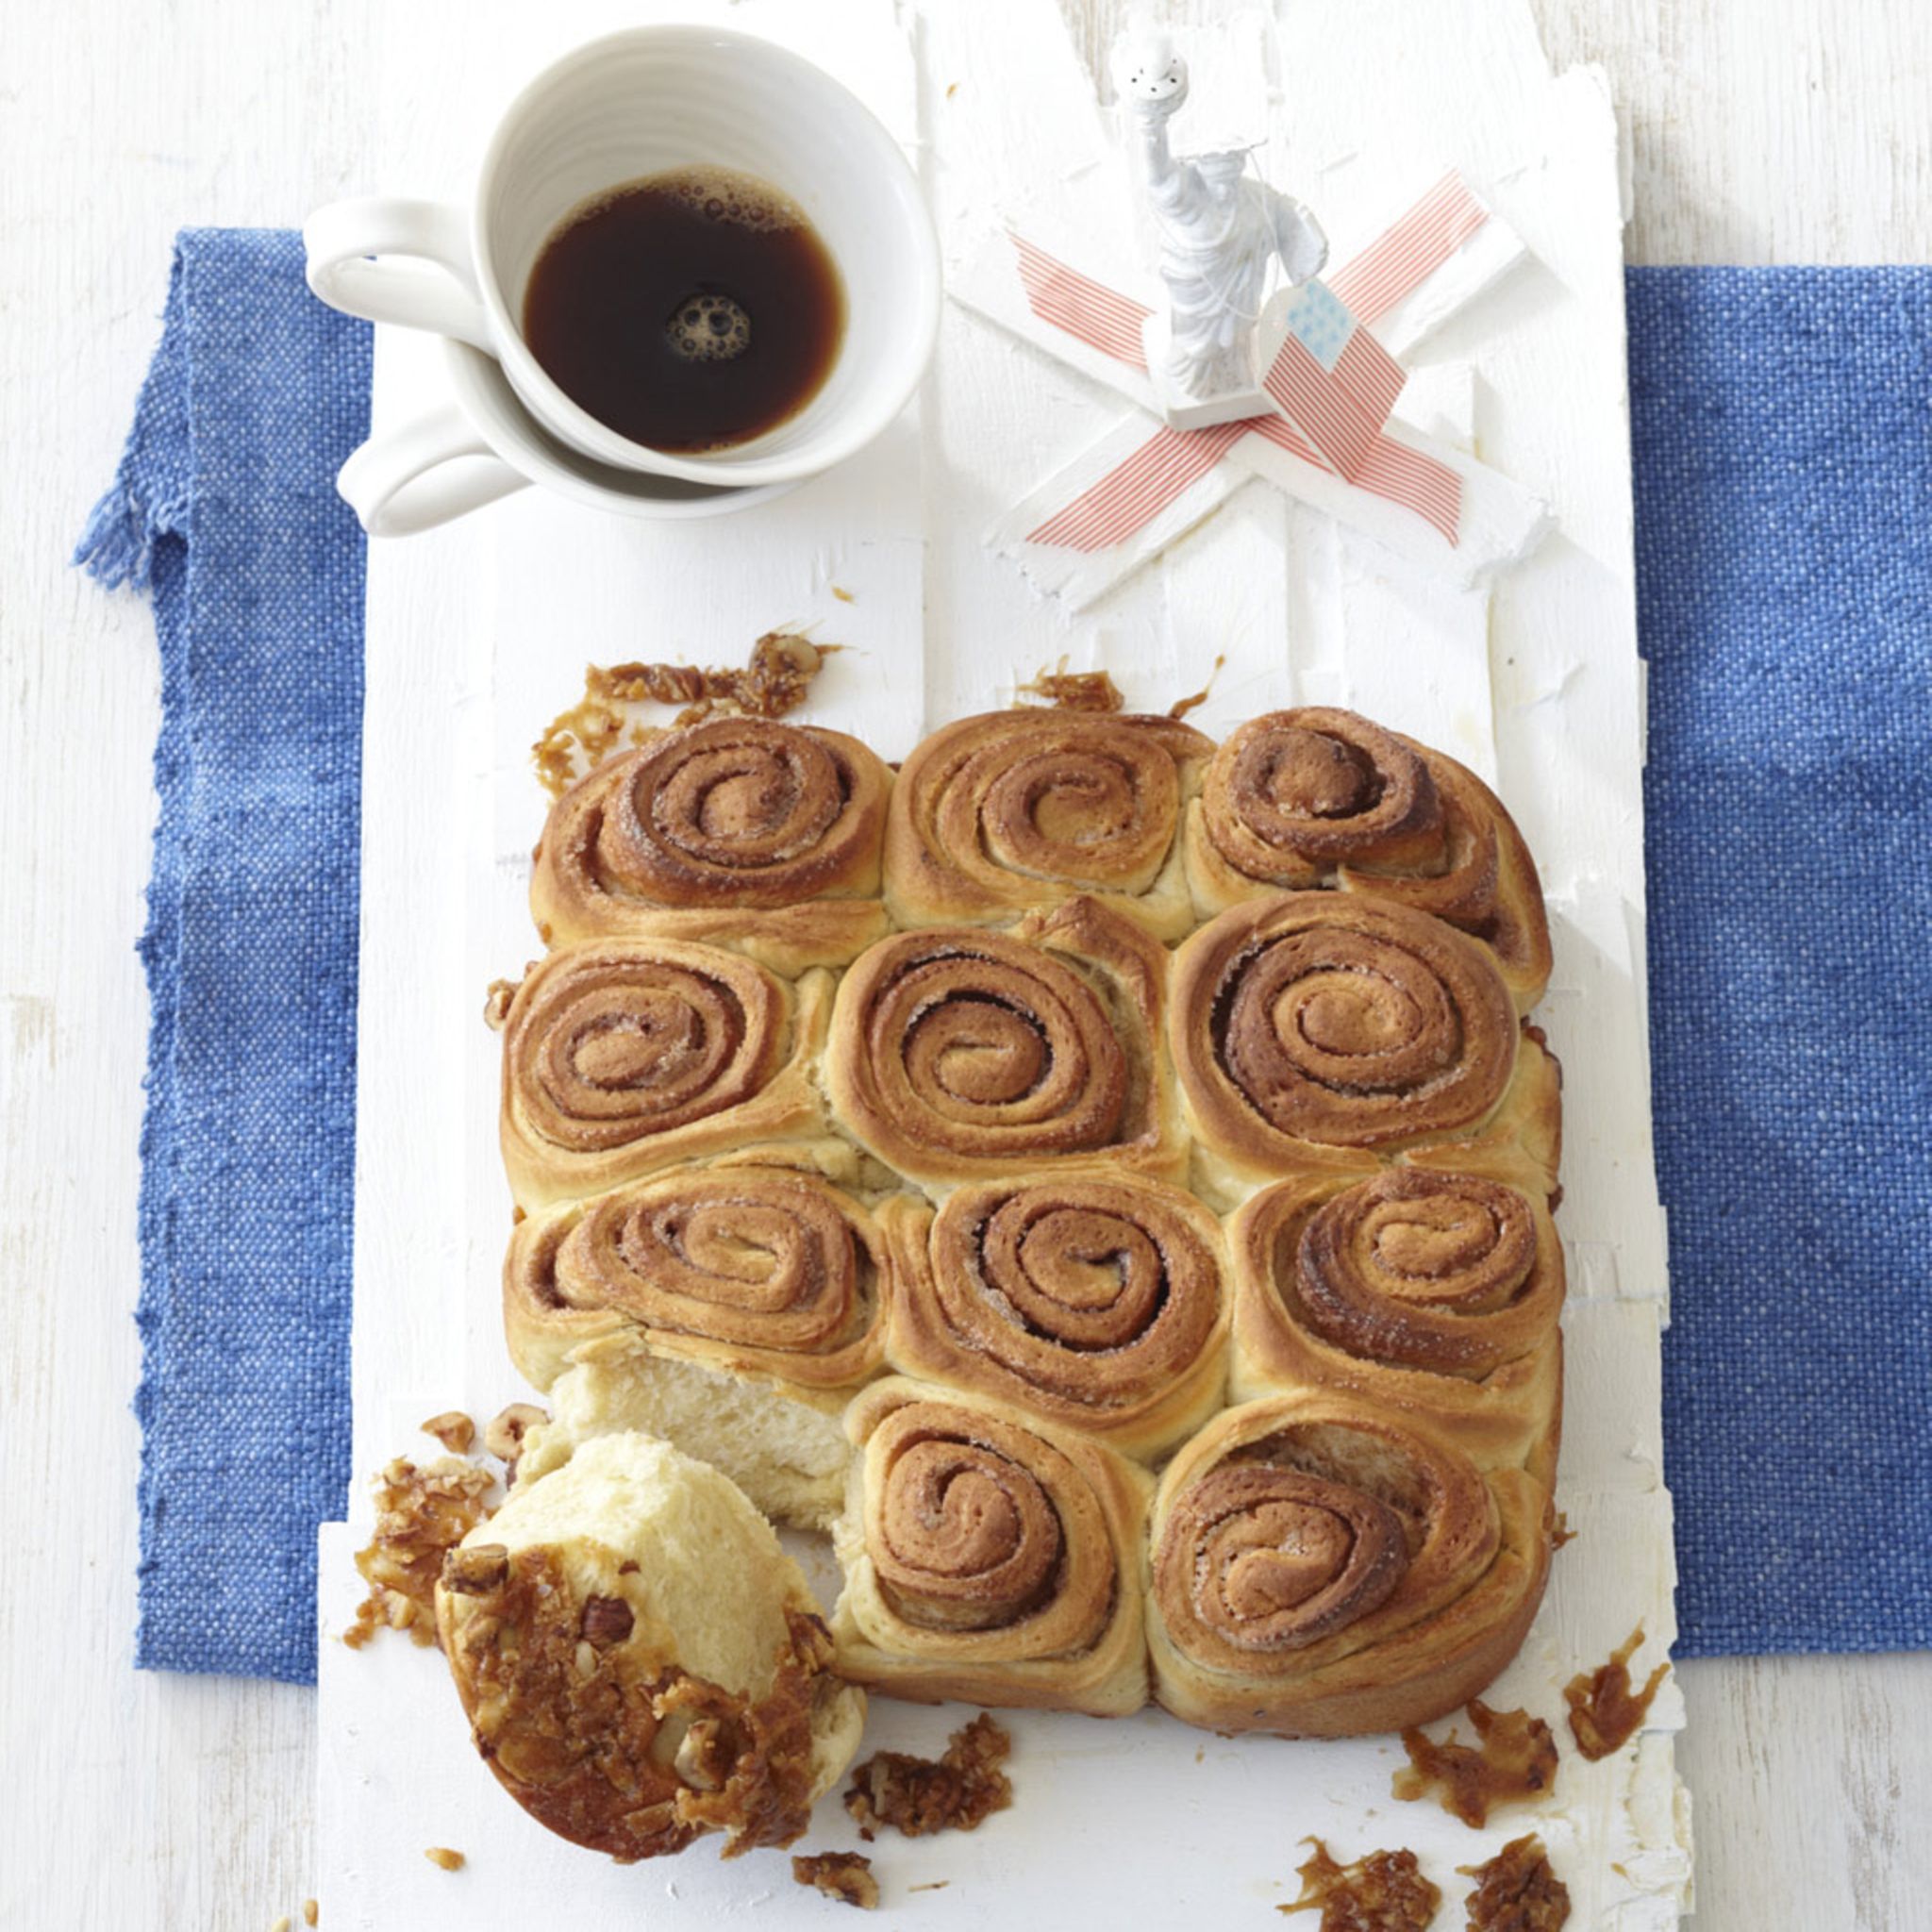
[832,1378,1151,1716]
[498,941,829,1208]
[824,898,1180,1191]
[1168,892,1558,1204]
[884,708,1213,940]
[436,1544,840,1861]
[532,720,891,973]
[1230,1170,1564,1485]
[1145,1393,1553,1738]
[504,1165,891,1395]
[1186,709,1551,1009]
[879,1175,1227,1460]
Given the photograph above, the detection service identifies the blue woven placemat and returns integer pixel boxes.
[77,231,371,1682]
[83,244,1929,1679]
[1631,266,1932,1657]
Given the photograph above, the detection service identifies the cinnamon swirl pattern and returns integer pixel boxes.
[1146,1393,1552,1737]
[884,708,1213,939]
[505,1166,888,1394]
[1230,1171,1564,1482]
[831,1379,1151,1715]
[531,720,891,974]
[824,897,1178,1190]
[881,1177,1228,1460]
[1169,892,1560,1202]
[497,939,828,1208]
[1187,708,1552,1008]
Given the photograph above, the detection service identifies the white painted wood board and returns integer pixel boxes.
[319,0,1691,1924]
[8,0,1932,1928]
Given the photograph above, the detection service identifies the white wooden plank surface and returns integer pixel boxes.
[3,1,1929,1928]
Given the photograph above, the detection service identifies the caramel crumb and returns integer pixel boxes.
[1167,654,1224,722]
[531,631,838,796]
[1458,1835,1570,1930]
[945,81,959,98]
[419,1410,475,1456]
[791,1851,879,1909]
[482,1403,549,1481]
[1391,1701,1557,1829]
[1550,1512,1577,1549]
[303,1903,319,1928]
[1280,1837,1441,1929]
[482,978,517,1029]
[343,1457,494,1650]
[1015,659,1124,713]
[1563,1626,1669,1760]
[424,1848,466,1873]
[844,1712,1012,1840]
[831,585,856,604]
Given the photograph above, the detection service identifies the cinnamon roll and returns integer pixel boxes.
[880,1176,1227,1460]
[1146,1393,1552,1737]
[1230,1171,1563,1484]
[831,1378,1151,1716]
[1186,709,1552,1009]
[504,1165,891,1526]
[884,708,1213,940]
[531,720,891,974]
[825,897,1180,1190]
[1169,892,1560,1204]
[497,939,828,1208]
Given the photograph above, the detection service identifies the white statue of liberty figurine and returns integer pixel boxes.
[1111,28,1329,426]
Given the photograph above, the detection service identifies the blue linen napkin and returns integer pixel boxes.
[83,242,1929,1679]
[76,231,371,1682]
[1630,266,1932,1657]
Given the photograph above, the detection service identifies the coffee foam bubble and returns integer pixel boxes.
[655,165,806,234]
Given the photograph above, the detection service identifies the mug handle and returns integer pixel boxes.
[336,405,529,537]
[303,197,494,351]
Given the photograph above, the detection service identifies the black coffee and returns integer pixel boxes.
[523,167,844,455]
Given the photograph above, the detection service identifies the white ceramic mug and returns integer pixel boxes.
[304,25,939,491]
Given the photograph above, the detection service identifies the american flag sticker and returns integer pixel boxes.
[1258,278,1408,483]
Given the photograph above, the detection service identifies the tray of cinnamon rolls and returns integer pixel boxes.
[473,696,1566,1789]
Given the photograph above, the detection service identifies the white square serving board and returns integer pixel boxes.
[319,1,1692,1924]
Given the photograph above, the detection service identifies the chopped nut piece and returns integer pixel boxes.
[843,1712,1012,1841]
[1550,1511,1577,1549]
[1392,1701,1557,1829]
[791,1852,879,1909]
[674,1717,731,1792]
[424,1847,466,1873]
[580,1594,636,1647]
[419,1410,475,1455]
[1015,659,1124,712]
[343,1458,494,1650]
[441,1543,508,1596]
[482,1403,548,1478]
[1563,1626,1669,1760]
[1458,1835,1570,1929]
[482,978,518,1029]
[303,1903,319,1928]
[270,1917,291,1932]
[1280,1837,1441,1928]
